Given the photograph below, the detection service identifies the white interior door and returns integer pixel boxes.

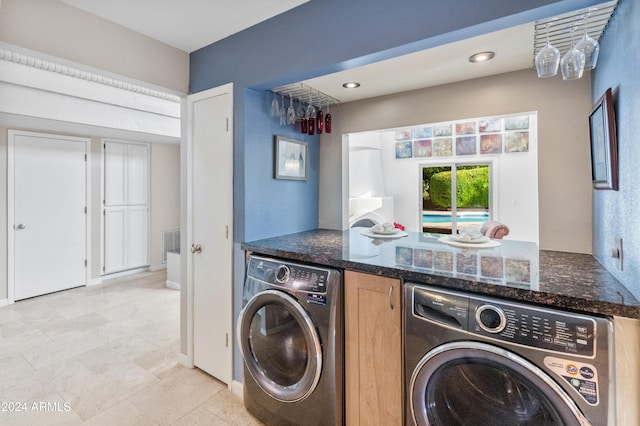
[189,86,233,384]
[103,141,149,274]
[10,131,88,301]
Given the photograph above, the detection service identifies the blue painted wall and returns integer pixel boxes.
[591,0,640,300]
[244,88,319,241]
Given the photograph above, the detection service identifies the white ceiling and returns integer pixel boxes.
[60,0,310,52]
[303,24,534,103]
[59,0,536,103]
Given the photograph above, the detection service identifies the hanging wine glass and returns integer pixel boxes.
[286,94,296,125]
[560,26,586,81]
[575,9,600,70]
[306,91,316,136]
[270,93,279,117]
[279,95,286,125]
[325,102,332,134]
[535,20,560,78]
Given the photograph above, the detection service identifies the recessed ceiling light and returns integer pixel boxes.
[342,82,361,89]
[468,51,495,63]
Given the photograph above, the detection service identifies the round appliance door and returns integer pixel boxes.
[238,289,322,403]
[410,342,590,426]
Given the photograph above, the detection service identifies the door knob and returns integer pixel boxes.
[191,244,202,254]
[14,223,27,230]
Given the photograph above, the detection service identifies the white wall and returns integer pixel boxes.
[349,114,539,243]
[150,143,180,268]
[320,68,592,253]
[0,0,189,93]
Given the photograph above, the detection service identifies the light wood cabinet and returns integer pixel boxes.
[345,271,402,425]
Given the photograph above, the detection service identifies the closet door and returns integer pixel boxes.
[103,141,149,274]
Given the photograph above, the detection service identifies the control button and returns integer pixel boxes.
[576,339,588,345]
[476,305,507,334]
[275,265,290,284]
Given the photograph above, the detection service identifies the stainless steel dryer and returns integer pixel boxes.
[238,255,343,426]
[405,282,614,426]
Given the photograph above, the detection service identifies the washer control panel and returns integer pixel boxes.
[247,256,330,294]
[411,285,598,358]
[469,298,596,357]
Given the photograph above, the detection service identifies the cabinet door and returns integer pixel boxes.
[345,271,402,426]
[127,144,149,205]
[126,205,149,268]
[104,143,127,206]
[104,206,127,273]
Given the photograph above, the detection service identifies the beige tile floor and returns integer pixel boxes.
[0,270,262,425]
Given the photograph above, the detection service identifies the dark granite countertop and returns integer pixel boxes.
[241,228,640,319]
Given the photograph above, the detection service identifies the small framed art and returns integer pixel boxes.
[275,136,308,180]
[589,88,618,190]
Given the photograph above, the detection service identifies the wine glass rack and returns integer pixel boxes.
[269,82,340,109]
[533,0,618,66]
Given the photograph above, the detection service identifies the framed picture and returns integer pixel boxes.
[275,136,308,180]
[589,88,618,190]
[395,141,413,158]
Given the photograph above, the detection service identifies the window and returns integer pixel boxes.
[422,163,491,234]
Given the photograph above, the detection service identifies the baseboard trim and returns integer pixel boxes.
[149,263,167,272]
[102,267,149,280]
[165,280,180,290]
[87,278,103,286]
[178,352,192,368]
[231,380,243,399]
[0,299,10,307]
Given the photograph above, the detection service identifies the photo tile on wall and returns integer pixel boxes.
[413,127,433,139]
[456,136,477,155]
[433,124,453,137]
[479,118,501,133]
[505,132,529,153]
[395,129,412,140]
[456,122,476,135]
[414,139,432,158]
[395,141,413,158]
[433,138,453,157]
[480,134,502,154]
[505,116,529,131]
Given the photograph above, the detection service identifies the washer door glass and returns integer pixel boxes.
[410,342,587,426]
[238,289,322,403]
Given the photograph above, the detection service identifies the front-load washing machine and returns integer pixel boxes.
[405,282,613,425]
[238,255,343,426]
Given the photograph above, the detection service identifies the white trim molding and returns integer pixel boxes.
[0,46,181,140]
[0,47,180,102]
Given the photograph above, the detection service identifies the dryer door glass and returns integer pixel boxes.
[239,290,322,403]
[410,343,587,426]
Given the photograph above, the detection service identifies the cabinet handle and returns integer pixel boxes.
[389,286,394,310]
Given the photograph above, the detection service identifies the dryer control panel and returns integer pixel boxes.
[469,298,596,357]
[247,256,331,294]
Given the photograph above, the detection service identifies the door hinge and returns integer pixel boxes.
[226,225,229,239]
[84,154,87,161]
[84,206,87,214]
[102,265,105,272]
[225,333,229,347]
[84,259,87,267]
[226,117,229,132]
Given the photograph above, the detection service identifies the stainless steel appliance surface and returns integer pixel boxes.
[405,282,613,426]
[238,255,343,426]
